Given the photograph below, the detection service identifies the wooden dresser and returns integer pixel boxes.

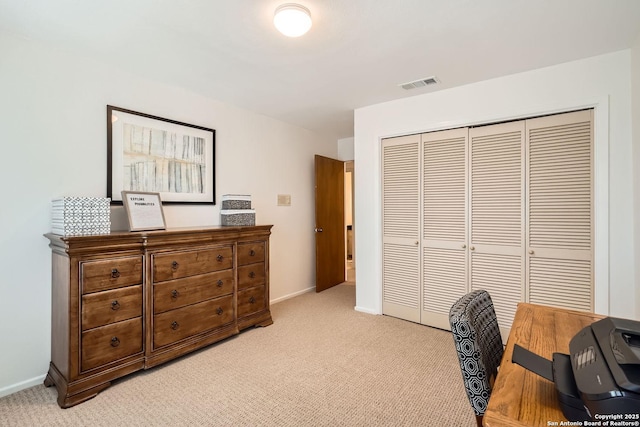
[43,226,273,408]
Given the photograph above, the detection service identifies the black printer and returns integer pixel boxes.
[513,316,640,421]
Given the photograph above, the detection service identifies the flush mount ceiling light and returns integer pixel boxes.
[274,3,312,37]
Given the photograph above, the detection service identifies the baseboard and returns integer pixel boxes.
[271,286,315,304]
[271,287,380,315]
[0,374,47,398]
[355,306,379,315]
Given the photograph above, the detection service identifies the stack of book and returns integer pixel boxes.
[220,194,255,226]
[51,197,111,236]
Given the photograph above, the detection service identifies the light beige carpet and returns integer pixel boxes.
[0,284,475,426]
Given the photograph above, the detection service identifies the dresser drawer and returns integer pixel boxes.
[238,242,265,266]
[81,317,143,372]
[238,263,265,290]
[81,256,143,294]
[153,270,234,314]
[153,295,234,348]
[238,286,266,318]
[82,285,143,331]
[153,246,233,282]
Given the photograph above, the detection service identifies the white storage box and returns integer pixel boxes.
[221,194,252,210]
[220,209,255,226]
[51,197,111,236]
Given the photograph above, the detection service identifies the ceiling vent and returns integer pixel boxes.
[400,76,439,90]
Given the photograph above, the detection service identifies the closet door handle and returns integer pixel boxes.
[470,246,475,251]
[462,244,467,249]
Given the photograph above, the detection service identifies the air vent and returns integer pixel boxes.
[400,76,439,90]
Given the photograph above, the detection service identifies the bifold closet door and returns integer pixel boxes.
[381,109,594,329]
[526,110,593,311]
[420,128,468,330]
[469,121,525,333]
[382,135,421,322]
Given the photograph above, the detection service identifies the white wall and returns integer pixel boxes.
[354,50,637,320]
[633,33,640,319]
[0,32,337,396]
[337,137,355,161]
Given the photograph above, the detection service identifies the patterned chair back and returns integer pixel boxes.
[449,290,504,424]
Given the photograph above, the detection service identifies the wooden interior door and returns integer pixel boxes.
[314,155,345,292]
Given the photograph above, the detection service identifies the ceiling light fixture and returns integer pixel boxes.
[274,3,312,37]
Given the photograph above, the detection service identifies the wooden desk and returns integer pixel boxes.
[483,303,604,427]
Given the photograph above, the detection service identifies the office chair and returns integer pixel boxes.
[449,290,504,427]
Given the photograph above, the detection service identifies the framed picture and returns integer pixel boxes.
[121,191,167,231]
[107,105,216,204]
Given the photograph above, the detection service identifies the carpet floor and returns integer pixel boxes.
[0,284,475,426]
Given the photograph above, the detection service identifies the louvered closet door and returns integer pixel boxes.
[382,135,421,322]
[526,110,593,311]
[469,122,525,333]
[420,128,468,330]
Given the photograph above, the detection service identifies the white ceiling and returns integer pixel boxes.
[1,0,639,139]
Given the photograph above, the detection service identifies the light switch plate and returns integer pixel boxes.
[277,194,291,206]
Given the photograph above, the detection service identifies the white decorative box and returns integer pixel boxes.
[220,209,255,226]
[221,194,252,210]
[51,197,111,236]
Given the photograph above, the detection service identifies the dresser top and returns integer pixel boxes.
[44,225,273,253]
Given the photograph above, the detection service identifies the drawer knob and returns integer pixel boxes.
[249,249,256,257]
[171,289,179,299]
[170,321,179,330]
[110,337,120,347]
[216,254,224,262]
[249,296,256,304]
[217,280,224,287]
[111,268,120,279]
[171,261,179,270]
[216,307,224,315]
[111,300,120,310]
[249,271,256,279]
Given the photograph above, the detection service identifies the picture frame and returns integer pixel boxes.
[107,105,216,205]
[121,191,167,231]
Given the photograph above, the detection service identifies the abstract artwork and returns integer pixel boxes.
[107,106,216,204]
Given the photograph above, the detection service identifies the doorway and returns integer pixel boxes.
[314,155,356,291]
[345,161,355,283]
